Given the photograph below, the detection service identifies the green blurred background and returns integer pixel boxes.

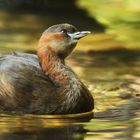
[0,0,139,52]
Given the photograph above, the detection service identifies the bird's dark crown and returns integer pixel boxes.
[44,23,78,34]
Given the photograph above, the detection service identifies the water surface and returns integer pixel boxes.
[0,49,140,140]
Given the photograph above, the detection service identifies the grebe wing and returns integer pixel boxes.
[0,53,58,113]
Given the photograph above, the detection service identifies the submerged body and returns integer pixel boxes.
[0,24,94,114]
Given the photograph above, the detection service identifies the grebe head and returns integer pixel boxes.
[38,23,91,58]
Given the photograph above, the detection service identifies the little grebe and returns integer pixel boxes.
[0,23,94,114]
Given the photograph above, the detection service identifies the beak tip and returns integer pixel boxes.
[71,31,92,40]
[82,31,91,35]
[87,31,91,34]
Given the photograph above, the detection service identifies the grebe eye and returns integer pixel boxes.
[61,29,67,34]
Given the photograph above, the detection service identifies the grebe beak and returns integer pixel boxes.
[68,31,91,40]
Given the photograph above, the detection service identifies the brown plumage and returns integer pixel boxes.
[0,23,94,114]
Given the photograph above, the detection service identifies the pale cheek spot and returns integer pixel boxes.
[48,34,66,52]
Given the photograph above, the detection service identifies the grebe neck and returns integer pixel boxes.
[37,48,81,86]
[37,47,93,113]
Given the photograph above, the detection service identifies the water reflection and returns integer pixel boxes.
[0,50,140,140]
[0,123,84,140]
[0,49,140,140]
[0,110,139,140]
[0,114,90,140]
